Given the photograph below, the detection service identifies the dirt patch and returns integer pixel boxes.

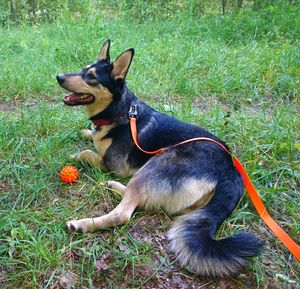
[0,97,58,113]
[0,182,11,193]
[0,100,19,112]
[193,96,233,112]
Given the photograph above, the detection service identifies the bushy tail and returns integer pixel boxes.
[168,173,264,277]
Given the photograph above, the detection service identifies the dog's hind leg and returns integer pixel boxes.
[66,183,144,233]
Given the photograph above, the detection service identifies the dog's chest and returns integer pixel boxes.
[92,125,113,158]
[91,125,138,176]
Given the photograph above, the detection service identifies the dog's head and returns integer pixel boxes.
[56,39,134,117]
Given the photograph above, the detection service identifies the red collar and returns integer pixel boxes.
[91,113,125,127]
[92,118,115,126]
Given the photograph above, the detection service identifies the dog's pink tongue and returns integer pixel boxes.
[63,93,94,106]
[67,93,82,101]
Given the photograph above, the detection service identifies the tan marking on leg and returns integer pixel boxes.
[67,186,144,233]
[70,149,105,170]
[92,125,114,158]
[92,124,114,140]
[98,138,112,158]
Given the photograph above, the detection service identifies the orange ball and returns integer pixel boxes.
[60,165,79,183]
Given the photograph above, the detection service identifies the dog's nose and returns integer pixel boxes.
[56,74,65,84]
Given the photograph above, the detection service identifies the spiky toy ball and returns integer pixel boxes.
[60,165,79,183]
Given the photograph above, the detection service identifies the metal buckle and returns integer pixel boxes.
[92,125,98,135]
[128,105,138,118]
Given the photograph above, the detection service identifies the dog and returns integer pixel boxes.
[56,39,263,277]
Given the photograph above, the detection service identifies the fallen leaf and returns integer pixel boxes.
[116,237,130,254]
[0,270,8,284]
[95,252,113,273]
[56,270,78,289]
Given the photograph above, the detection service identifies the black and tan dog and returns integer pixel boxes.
[56,39,263,277]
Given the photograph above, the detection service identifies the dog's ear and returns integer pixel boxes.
[111,48,134,79]
[98,39,110,62]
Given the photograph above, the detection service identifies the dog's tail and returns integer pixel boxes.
[168,172,264,277]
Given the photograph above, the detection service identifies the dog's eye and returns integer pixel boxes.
[87,73,96,80]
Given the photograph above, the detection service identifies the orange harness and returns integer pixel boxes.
[128,106,300,261]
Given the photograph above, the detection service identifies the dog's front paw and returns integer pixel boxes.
[69,153,80,161]
[104,180,114,189]
[105,180,126,195]
[66,219,90,234]
[81,129,93,140]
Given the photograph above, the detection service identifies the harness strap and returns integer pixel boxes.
[129,111,300,261]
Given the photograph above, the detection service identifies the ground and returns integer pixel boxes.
[0,98,299,288]
[0,1,299,288]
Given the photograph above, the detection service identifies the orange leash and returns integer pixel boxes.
[129,110,300,261]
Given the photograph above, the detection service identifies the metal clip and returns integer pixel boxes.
[92,125,98,135]
[128,105,138,118]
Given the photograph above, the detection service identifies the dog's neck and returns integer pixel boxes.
[88,85,137,127]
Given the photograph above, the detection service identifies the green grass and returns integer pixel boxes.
[0,1,299,102]
[0,1,299,288]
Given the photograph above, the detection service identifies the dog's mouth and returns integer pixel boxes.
[63,93,95,106]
